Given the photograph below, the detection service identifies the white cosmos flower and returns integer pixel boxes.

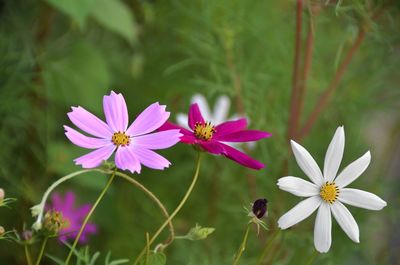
[176,93,255,149]
[277,126,387,253]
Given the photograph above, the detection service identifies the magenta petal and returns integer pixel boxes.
[159,122,196,144]
[188,103,205,130]
[131,147,171,170]
[103,91,129,132]
[67,107,113,138]
[63,191,75,210]
[75,204,91,218]
[133,129,182,150]
[219,143,265,170]
[159,122,192,135]
[74,144,116,168]
[64,126,111,149]
[215,130,272,142]
[199,141,226,154]
[214,118,248,137]
[126,103,170,136]
[114,146,141,173]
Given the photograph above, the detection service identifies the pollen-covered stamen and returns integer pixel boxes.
[112,131,131,146]
[194,121,216,141]
[320,182,339,204]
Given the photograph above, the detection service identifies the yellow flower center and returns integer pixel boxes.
[112,131,130,146]
[320,182,339,204]
[194,121,216,141]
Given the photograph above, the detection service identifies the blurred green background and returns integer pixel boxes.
[0,0,399,264]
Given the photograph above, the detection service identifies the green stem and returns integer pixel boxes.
[133,152,202,265]
[32,169,95,230]
[255,229,281,265]
[304,250,318,265]
[34,237,48,265]
[24,244,33,265]
[112,171,175,246]
[232,224,251,265]
[64,171,116,265]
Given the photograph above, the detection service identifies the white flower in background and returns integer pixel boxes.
[176,93,255,149]
[277,126,387,253]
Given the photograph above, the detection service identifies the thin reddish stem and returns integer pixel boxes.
[287,0,304,140]
[298,29,366,140]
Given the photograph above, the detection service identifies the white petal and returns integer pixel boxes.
[314,202,332,253]
[191,94,211,121]
[331,201,359,243]
[176,113,189,128]
[278,196,321,229]
[277,176,320,197]
[290,140,324,186]
[324,126,345,182]
[334,151,371,188]
[338,188,387,210]
[213,95,230,124]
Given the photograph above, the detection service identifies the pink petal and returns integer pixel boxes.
[133,129,182,149]
[67,106,113,138]
[214,118,248,137]
[74,144,116,168]
[159,122,196,144]
[214,130,271,142]
[188,103,205,130]
[103,91,129,132]
[126,103,170,136]
[64,126,111,149]
[219,142,265,170]
[114,146,141,173]
[131,147,171,170]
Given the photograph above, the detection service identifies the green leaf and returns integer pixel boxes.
[91,0,137,45]
[45,0,96,28]
[177,224,215,241]
[147,252,167,265]
[139,252,166,265]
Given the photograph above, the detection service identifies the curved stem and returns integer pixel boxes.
[133,152,202,265]
[32,169,95,230]
[64,171,116,265]
[24,244,33,265]
[112,171,175,246]
[34,237,48,265]
[232,224,251,265]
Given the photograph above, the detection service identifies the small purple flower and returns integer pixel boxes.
[47,191,96,244]
[160,103,271,169]
[64,91,182,173]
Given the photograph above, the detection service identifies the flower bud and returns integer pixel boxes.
[252,198,268,219]
[43,210,67,236]
[0,226,4,236]
[0,188,4,202]
[22,230,33,242]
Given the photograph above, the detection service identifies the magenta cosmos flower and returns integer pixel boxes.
[64,91,182,173]
[48,191,96,243]
[160,103,271,169]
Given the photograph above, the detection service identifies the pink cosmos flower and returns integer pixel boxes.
[48,191,96,244]
[159,103,271,170]
[64,91,182,173]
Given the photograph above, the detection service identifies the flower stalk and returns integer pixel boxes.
[133,152,202,265]
[232,224,251,265]
[64,171,116,265]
